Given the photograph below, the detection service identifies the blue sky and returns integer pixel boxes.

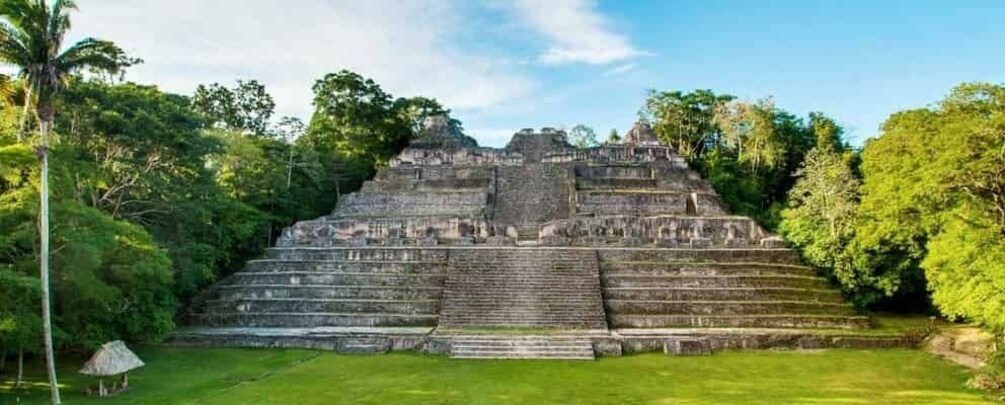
[72,1,1005,147]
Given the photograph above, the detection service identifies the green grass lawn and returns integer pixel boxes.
[1,347,992,404]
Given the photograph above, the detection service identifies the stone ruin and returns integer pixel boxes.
[177,118,888,359]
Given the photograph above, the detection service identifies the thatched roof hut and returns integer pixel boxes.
[80,340,144,377]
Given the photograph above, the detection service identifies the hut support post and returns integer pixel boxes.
[99,378,105,397]
[121,373,128,389]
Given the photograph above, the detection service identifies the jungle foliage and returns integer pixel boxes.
[0,71,450,353]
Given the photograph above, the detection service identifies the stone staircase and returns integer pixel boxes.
[439,249,607,329]
[446,334,596,360]
[191,248,448,328]
[599,249,869,329]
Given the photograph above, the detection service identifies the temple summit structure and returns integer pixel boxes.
[177,117,903,359]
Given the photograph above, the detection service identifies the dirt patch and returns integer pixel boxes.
[924,326,994,369]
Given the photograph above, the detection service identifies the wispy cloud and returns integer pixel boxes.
[509,0,645,65]
[67,0,535,119]
[604,63,637,76]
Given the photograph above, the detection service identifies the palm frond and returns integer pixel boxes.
[47,0,76,49]
[0,21,32,69]
[55,37,125,74]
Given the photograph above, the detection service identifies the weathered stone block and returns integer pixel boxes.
[690,237,713,248]
[485,236,516,246]
[541,236,572,246]
[339,337,392,354]
[761,237,787,248]
[656,238,679,248]
[664,338,712,356]
[725,238,748,247]
[593,340,624,357]
[619,237,644,246]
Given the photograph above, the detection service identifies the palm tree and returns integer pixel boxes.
[0,1,129,403]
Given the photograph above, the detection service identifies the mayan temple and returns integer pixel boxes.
[178,116,879,359]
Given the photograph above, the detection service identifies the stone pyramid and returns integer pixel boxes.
[180,118,869,357]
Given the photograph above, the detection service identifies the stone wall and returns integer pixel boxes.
[391,147,523,167]
[540,215,769,246]
[492,163,573,230]
[334,191,488,218]
[276,217,491,247]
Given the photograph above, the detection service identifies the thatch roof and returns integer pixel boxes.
[79,341,145,376]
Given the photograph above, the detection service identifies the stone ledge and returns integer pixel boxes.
[169,326,920,358]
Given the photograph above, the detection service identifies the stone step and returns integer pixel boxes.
[608,314,870,329]
[448,335,596,360]
[600,262,815,277]
[227,272,446,286]
[602,287,844,303]
[604,300,855,316]
[193,312,438,328]
[204,298,440,314]
[602,275,830,289]
[444,278,600,284]
[596,249,803,265]
[217,285,443,300]
[446,268,601,276]
[576,177,659,190]
[439,318,605,328]
[442,310,609,318]
[245,260,447,274]
[451,353,594,360]
[453,344,592,351]
[441,299,602,306]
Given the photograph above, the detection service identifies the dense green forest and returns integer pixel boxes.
[641,86,1005,331]
[0,73,457,357]
[0,0,1003,393]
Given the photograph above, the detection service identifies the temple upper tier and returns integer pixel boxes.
[277,117,781,249]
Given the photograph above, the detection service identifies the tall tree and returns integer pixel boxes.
[568,124,598,148]
[0,1,130,402]
[780,148,863,301]
[713,99,785,172]
[192,80,275,135]
[641,89,734,160]
[606,128,621,144]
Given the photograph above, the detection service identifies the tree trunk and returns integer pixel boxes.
[38,108,62,404]
[16,347,23,388]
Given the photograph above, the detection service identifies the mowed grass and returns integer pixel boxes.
[1,347,992,404]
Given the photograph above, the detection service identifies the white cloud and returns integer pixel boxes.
[604,63,637,76]
[66,0,534,119]
[510,0,644,65]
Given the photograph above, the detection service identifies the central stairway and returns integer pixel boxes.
[439,248,607,329]
[446,334,596,360]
